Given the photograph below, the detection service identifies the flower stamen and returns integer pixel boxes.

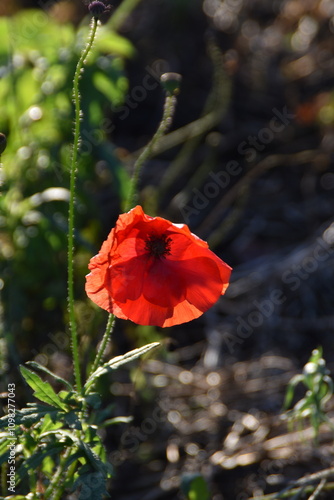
[145,234,172,258]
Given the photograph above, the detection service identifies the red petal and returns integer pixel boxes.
[85,205,232,327]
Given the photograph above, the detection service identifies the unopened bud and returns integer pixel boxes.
[89,1,107,18]
[160,73,182,96]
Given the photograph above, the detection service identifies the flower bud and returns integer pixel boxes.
[160,72,182,96]
[0,133,7,155]
[89,1,107,18]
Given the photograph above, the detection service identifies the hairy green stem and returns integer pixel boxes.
[68,18,98,393]
[50,456,79,500]
[45,448,72,500]
[125,93,177,211]
[90,314,115,376]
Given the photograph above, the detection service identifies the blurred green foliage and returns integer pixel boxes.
[0,10,133,359]
[181,473,211,500]
[283,347,334,442]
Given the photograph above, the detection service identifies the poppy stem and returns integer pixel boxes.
[90,313,115,376]
[68,17,99,393]
[125,92,178,211]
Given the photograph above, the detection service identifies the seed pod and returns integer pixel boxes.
[160,73,182,96]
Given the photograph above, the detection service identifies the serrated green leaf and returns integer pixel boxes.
[73,470,109,500]
[26,361,73,391]
[11,404,60,427]
[64,411,82,430]
[16,443,64,484]
[39,429,79,444]
[84,342,160,392]
[20,366,67,410]
[20,412,58,426]
[78,440,107,474]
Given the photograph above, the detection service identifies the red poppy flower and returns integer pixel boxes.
[85,206,232,327]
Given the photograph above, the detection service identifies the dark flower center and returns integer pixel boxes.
[145,234,172,258]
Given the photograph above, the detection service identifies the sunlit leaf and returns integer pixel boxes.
[94,26,135,58]
[26,361,73,391]
[84,342,160,392]
[99,416,133,427]
[20,365,67,410]
[93,67,128,107]
[16,442,64,483]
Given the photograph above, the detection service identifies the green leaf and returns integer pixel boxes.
[20,365,67,410]
[64,410,82,430]
[92,57,128,107]
[63,449,85,469]
[78,439,109,475]
[0,415,8,430]
[84,342,160,392]
[73,469,109,500]
[0,435,9,453]
[39,429,79,444]
[15,404,60,426]
[0,496,28,499]
[84,392,102,410]
[99,416,133,428]
[26,361,73,391]
[283,374,304,409]
[94,26,135,58]
[0,438,9,466]
[39,413,63,434]
[1,404,59,429]
[16,442,64,483]
[320,376,333,403]
[93,71,121,104]
[65,436,112,498]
